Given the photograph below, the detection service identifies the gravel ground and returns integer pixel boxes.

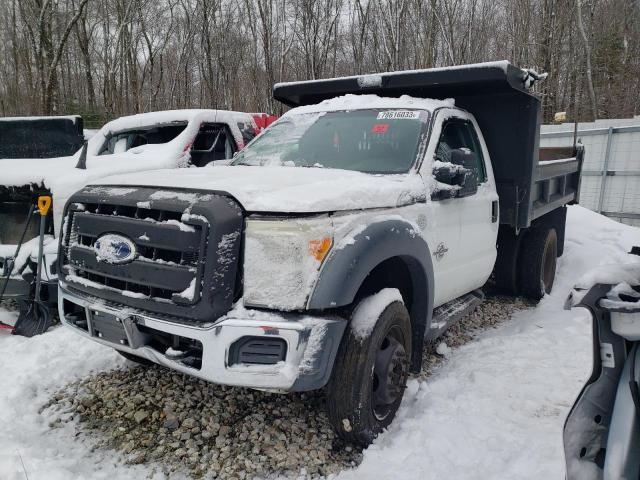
[42,293,533,479]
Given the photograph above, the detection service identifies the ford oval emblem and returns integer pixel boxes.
[94,233,136,264]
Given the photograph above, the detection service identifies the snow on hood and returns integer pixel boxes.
[88,165,427,213]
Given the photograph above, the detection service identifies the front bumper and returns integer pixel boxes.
[58,286,346,392]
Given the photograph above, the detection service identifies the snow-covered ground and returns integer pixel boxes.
[1,206,639,480]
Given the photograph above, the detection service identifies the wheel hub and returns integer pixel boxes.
[372,332,407,417]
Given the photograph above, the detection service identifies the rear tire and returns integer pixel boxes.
[518,227,557,300]
[326,299,411,446]
[117,350,155,367]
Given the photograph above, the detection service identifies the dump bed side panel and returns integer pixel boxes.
[531,146,584,221]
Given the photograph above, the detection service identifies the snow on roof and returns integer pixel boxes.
[274,60,512,90]
[0,115,81,122]
[282,94,454,117]
[101,109,253,134]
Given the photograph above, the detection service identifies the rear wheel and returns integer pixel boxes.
[326,299,411,446]
[518,227,557,300]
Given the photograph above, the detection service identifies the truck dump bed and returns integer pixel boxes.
[273,61,583,229]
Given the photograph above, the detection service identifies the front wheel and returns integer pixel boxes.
[326,298,411,446]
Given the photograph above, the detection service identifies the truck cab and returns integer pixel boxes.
[57,61,583,445]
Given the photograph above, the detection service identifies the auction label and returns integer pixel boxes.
[377,110,420,120]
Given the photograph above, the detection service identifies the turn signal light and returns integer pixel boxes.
[308,237,333,262]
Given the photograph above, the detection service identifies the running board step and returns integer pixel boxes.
[427,289,484,341]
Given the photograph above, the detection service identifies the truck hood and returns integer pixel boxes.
[91,165,427,213]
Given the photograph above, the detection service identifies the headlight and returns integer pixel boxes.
[243,215,333,310]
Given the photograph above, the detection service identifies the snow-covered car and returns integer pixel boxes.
[57,62,584,445]
[0,109,266,319]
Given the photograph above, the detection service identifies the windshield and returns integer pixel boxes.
[232,109,429,174]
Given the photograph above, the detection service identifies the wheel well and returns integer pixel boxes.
[351,255,428,373]
[353,257,414,312]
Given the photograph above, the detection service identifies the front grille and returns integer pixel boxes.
[74,203,200,268]
[59,186,244,323]
[64,202,204,303]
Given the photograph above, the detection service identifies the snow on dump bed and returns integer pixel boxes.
[0,205,638,480]
[282,94,454,116]
[273,60,512,89]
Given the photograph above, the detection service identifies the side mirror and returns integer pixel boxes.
[450,149,478,198]
[431,148,478,200]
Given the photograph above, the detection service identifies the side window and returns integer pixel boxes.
[98,124,187,155]
[190,123,236,167]
[434,119,487,183]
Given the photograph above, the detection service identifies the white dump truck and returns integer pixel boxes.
[57,62,583,444]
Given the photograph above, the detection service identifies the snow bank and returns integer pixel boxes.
[0,327,161,480]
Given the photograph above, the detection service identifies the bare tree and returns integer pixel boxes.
[0,0,638,124]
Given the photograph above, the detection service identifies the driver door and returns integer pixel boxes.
[420,109,498,305]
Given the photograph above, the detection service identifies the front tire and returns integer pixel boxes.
[326,299,411,446]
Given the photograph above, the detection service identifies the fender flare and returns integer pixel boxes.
[308,219,434,371]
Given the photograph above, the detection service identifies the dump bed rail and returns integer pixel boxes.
[530,145,584,221]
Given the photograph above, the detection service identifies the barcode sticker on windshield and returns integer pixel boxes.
[377,111,420,120]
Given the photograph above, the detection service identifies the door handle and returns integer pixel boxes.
[491,200,499,223]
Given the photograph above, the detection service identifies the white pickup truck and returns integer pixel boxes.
[0,109,265,325]
[57,62,583,445]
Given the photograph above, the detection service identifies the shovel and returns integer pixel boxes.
[12,196,54,337]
